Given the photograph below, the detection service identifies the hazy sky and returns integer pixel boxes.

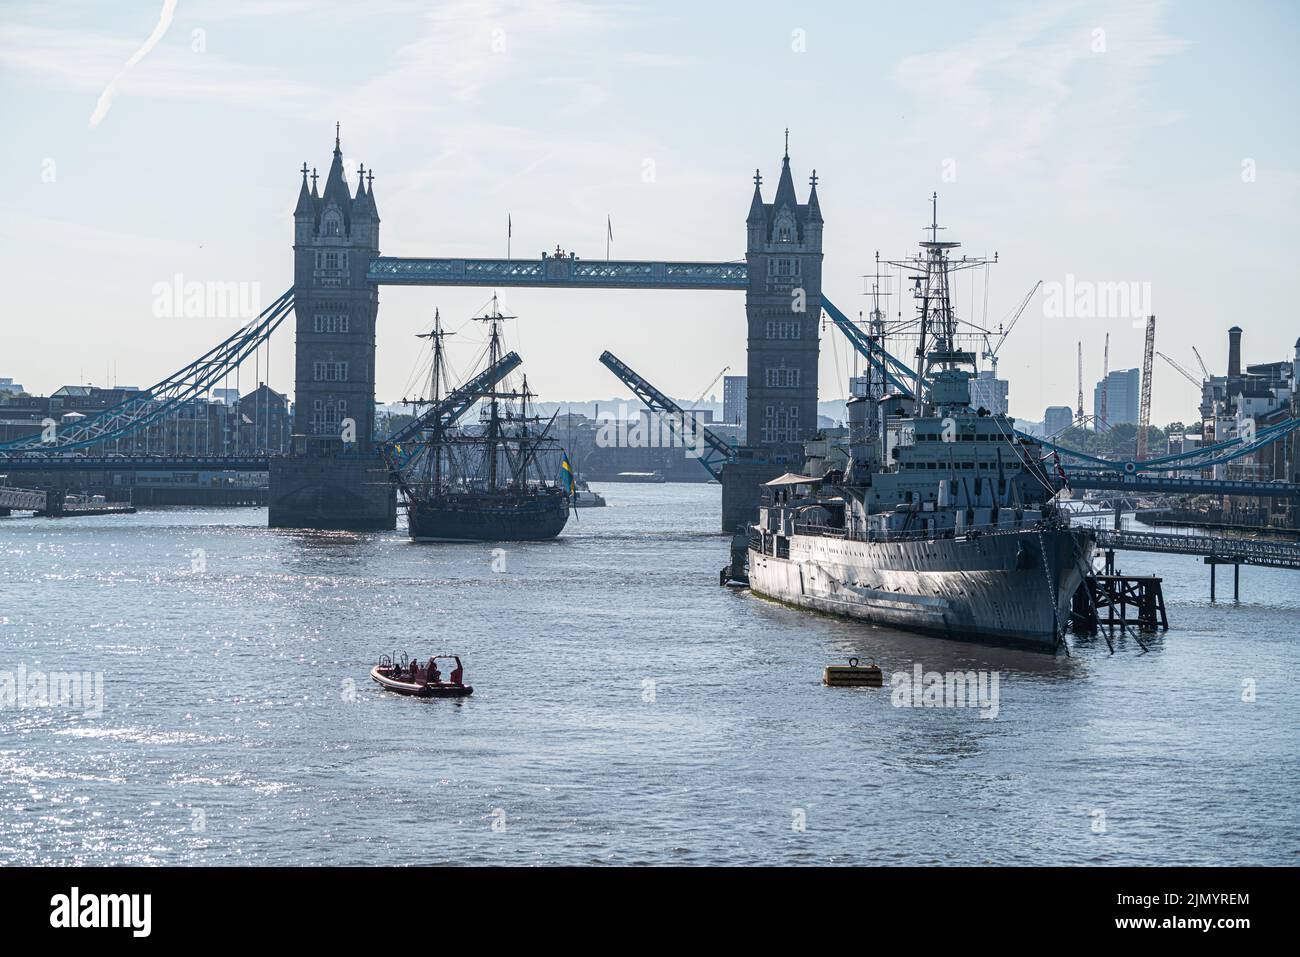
[2,0,1297,426]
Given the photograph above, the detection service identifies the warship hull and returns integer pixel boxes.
[407,491,569,542]
[748,526,1094,651]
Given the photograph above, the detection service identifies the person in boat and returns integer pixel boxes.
[427,657,441,685]
[449,657,464,687]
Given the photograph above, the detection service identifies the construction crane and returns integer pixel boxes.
[1097,332,1111,432]
[1136,315,1156,460]
[691,365,729,412]
[980,280,1042,377]
[1076,341,1085,424]
[1157,351,1201,388]
[1192,346,1211,380]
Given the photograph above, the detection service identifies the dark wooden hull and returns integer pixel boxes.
[406,489,569,542]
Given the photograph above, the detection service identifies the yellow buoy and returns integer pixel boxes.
[823,657,883,687]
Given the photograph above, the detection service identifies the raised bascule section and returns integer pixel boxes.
[598,350,736,481]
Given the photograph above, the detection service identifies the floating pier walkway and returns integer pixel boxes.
[1094,527,1300,601]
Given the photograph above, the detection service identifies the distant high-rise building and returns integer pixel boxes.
[1094,368,1140,427]
[969,370,1009,415]
[723,375,748,437]
[1043,405,1074,435]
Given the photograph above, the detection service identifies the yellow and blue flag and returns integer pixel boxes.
[559,454,575,494]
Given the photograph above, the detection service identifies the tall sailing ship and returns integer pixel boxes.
[395,299,570,542]
[747,197,1095,651]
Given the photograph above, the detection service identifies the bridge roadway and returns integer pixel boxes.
[1093,527,1300,570]
[1066,471,1300,499]
[6,450,1300,502]
[0,454,273,473]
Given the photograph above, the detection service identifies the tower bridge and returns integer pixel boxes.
[274,128,822,529]
[4,127,1296,532]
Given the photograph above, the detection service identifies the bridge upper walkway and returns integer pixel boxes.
[1067,471,1300,499]
[1094,527,1300,570]
[367,256,749,289]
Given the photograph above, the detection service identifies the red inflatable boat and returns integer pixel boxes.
[371,654,473,698]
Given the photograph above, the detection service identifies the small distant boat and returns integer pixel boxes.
[371,654,473,698]
[615,470,666,483]
[570,480,606,508]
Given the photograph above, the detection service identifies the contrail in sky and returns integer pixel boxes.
[88,0,178,129]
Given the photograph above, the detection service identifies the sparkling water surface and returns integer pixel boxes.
[1,484,1296,865]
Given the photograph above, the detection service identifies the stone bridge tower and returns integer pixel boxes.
[269,126,395,530]
[290,125,380,454]
[744,138,823,462]
[720,137,824,530]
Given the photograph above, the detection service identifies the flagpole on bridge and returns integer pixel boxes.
[507,213,512,261]
[606,214,612,262]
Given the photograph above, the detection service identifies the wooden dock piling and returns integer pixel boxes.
[1071,550,1168,634]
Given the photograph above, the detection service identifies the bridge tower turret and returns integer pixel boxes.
[271,126,395,531]
[742,134,823,464]
[290,124,380,454]
[721,134,825,531]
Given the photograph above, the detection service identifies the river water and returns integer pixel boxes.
[1,484,1296,865]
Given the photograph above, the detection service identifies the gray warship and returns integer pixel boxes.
[746,200,1094,651]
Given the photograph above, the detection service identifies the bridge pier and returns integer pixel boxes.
[1206,556,1243,602]
[720,457,788,533]
[267,456,395,531]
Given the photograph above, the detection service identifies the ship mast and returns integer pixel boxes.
[885,193,995,412]
[413,308,453,492]
[473,293,515,491]
[862,250,891,401]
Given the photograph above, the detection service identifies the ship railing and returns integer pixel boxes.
[793,522,848,538]
[863,520,1067,544]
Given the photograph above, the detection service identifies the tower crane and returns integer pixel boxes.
[1136,315,1156,460]
[1076,341,1084,424]
[1157,351,1202,388]
[691,366,730,411]
[1192,346,1211,380]
[980,280,1041,376]
[1098,332,1110,432]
